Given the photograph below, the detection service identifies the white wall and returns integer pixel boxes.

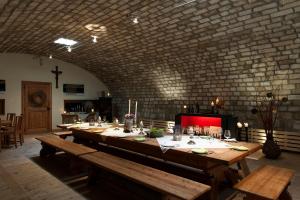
[0,53,108,129]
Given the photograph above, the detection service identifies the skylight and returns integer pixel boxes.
[54,38,78,46]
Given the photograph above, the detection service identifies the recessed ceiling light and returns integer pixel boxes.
[85,24,106,32]
[49,54,53,59]
[54,38,77,46]
[91,35,98,43]
[133,17,139,24]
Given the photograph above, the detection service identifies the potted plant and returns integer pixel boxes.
[251,92,288,159]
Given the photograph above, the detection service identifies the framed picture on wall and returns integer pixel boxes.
[0,80,5,93]
[63,84,84,95]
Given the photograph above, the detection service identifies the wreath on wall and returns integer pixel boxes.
[29,90,47,107]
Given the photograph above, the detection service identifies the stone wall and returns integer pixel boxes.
[0,0,299,131]
[106,0,300,132]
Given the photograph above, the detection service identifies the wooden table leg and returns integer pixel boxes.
[39,142,56,157]
[237,159,250,177]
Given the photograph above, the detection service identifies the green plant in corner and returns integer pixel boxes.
[251,91,288,159]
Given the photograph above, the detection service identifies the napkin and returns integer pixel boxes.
[232,146,249,151]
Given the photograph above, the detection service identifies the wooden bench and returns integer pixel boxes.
[52,130,73,139]
[234,165,294,200]
[36,135,97,157]
[80,151,211,200]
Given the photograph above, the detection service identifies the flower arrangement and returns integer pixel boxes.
[251,91,288,159]
[251,92,288,137]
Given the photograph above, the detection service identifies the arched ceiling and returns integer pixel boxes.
[0,0,299,102]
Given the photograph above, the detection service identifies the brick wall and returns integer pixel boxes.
[105,0,300,132]
[0,0,299,131]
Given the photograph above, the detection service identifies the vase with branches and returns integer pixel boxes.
[251,92,288,159]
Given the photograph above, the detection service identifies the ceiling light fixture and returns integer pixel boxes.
[49,54,53,59]
[54,38,78,46]
[85,24,107,32]
[133,17,139,24]
[91,35,98,43]
[67,46,72,52]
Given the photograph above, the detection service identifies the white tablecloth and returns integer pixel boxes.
[101,128,146,137]
[156,135,230,149]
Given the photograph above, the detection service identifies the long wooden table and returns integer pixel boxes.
[71,127,261,200]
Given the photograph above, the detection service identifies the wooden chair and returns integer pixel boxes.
[6,113,16,126]
[2,115,23,148]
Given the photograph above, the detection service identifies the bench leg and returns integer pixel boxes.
[87,166,101,186]
[59,135,67,140]
[279,185,292,200]
[40,143,56,157]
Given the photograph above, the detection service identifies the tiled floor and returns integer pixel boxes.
[0,134,299,200]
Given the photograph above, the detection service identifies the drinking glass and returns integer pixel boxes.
[204,126,210,136]
[103,116,107,122]
[173,128,182,141]
[114,118,119,130]
[187,126,195,145]
[97,116,102,127]
[89,119,95,126]
[139,120,144,135]
[194,125,200,136]
[187,126,194,139]
[224,130,231,139]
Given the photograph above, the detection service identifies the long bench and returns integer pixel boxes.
[36,135,97,157]
[36,136,211,199]
[80,151,211,200]
[234,165,294,200]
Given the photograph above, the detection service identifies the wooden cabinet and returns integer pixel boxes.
[63,98,112,122]
[61,113,79,123]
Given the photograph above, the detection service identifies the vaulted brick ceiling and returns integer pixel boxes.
[0,0,299,127]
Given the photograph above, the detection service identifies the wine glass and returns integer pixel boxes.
[114,118,119,130]
[194,125,200,136]
[224,130,231,140]
[187,126,195,145]
[103,116,107,122]
[139,120,144,135]
[97,116,102,127]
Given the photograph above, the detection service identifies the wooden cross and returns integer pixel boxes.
[51,66,62,88]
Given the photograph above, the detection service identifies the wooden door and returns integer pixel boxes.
[22,81,52,133]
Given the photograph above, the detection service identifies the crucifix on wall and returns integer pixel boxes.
[51,66,62,88]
